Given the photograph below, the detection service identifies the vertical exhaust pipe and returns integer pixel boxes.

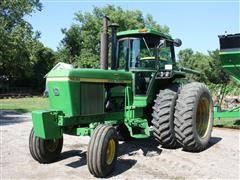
[109,23,119,70]
[100,16,109,70]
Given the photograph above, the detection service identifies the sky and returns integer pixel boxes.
[26,0,240,54]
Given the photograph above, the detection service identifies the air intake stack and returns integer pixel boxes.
[109,23,119,70]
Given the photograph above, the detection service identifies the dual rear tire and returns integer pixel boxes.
[152,82,213,152]
[174,82,213,151]
[152,85,179,148]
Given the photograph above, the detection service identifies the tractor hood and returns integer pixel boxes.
[47,68,132,84]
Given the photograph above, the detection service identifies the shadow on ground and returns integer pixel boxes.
[0,110,30,125]
[60,136,162,176]
[207,137,222,149]
[55,133,223,177]
[111,137,162,177]
[118,136,162,157]
[60,150,87,168]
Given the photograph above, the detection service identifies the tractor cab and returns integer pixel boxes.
[116,29,181,95]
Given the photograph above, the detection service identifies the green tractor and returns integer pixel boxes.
[29,17,213,177]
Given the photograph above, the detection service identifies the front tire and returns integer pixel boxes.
[29,128,63,163]
[174,82,213,152]
[87,125,118,178]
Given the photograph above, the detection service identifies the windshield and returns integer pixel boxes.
[117,37,172,70]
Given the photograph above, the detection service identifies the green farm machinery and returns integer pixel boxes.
[214,33,240,119]
[29,17,214,177]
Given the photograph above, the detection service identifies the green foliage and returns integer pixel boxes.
[0,0,42,84]
[31,42,56,91]
[207,50,229,84]
[178,49,210,83]
[144,14,169,33]
[58,25,83,64]
[0,0,56,91]
[178,48,239,95]
[208,82,240,96]
[58,5,169,68]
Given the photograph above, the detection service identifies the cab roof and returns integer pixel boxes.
[117,28,173,41]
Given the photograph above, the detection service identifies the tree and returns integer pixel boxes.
[178,48,194,65]
[31,42,56,91]
[178,49,210,82]
[58,25,83,64]
[58,5,170,68]
[207,49,229,84]
[144,14,169,33]
[178,48,232,84]
[0,0,42,86]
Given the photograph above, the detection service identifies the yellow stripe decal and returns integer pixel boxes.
[47,77,131,84]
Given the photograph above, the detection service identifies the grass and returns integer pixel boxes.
[0,97,49,112]
[0,97,239,128]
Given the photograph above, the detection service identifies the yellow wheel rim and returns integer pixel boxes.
[106,139,116,165]
[196,97,211,138]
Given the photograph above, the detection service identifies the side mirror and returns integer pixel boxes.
[174,39,182,47]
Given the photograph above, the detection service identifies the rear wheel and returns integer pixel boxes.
[87,125,118,178]
[174,82,213,152]
[29,128,63,163]
[152,85,180,148]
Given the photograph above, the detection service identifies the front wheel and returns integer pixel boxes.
[174,82,213,152]
[29,128,63,163]
[87,125,118,178]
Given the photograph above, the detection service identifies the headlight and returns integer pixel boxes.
[156,70,172,79]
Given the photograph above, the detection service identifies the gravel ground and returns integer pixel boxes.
[0,110,239,179]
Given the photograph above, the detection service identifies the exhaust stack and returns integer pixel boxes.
[100,16,109,70]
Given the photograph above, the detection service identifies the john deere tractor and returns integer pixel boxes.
[29,17,213,177]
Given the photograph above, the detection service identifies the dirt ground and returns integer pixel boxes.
[0,110,239,179]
